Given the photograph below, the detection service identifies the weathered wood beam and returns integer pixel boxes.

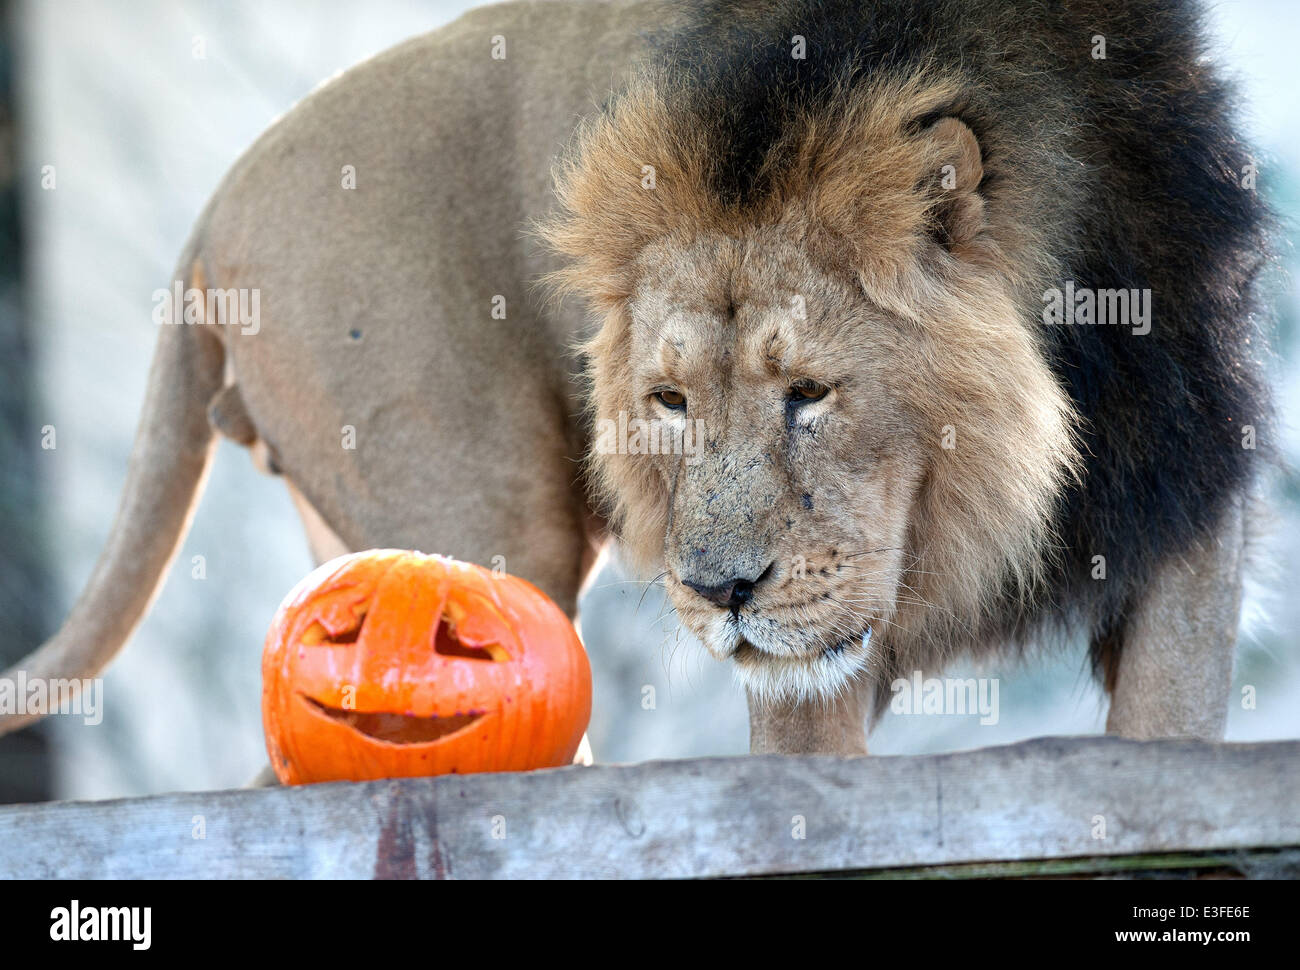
[784,848,1300,880]
[0,736,1295,879]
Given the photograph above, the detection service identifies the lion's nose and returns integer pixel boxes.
[683,563,772,610]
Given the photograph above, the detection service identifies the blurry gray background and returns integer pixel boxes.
[2,0,1297,801]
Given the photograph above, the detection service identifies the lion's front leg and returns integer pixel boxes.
[1103,499,1245,741]
[746,679,872,755]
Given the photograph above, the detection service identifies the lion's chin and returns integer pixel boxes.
[726,626,874,704]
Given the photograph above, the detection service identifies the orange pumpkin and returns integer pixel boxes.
[261,549,591,784]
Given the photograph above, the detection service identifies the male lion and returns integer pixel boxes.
[2,0,1273,758]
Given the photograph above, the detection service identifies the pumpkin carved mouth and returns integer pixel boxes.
[298,695,486,744]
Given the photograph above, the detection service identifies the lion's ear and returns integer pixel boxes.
[921,117,985,251]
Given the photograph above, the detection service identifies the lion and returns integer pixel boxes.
[1,0,1273,760]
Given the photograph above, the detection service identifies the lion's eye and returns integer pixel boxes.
[788,380,830,403]
[654,389,687,410]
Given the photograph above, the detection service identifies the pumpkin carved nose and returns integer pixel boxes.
[683,563,771,610]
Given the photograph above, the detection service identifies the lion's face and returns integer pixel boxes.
[603,229,929,698]
[547,76,1080,703]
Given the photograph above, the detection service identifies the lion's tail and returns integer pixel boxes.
[0,253,225,735]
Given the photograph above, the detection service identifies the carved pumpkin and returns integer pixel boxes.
[262,549,591,784]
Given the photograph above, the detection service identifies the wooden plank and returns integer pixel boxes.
[784,848,1300,880]
[0,736,1295,879]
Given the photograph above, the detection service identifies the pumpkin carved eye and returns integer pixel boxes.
[300,607,367,646]
[434,621,509,661]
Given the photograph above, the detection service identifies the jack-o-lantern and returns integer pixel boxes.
[262,549,591,784]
